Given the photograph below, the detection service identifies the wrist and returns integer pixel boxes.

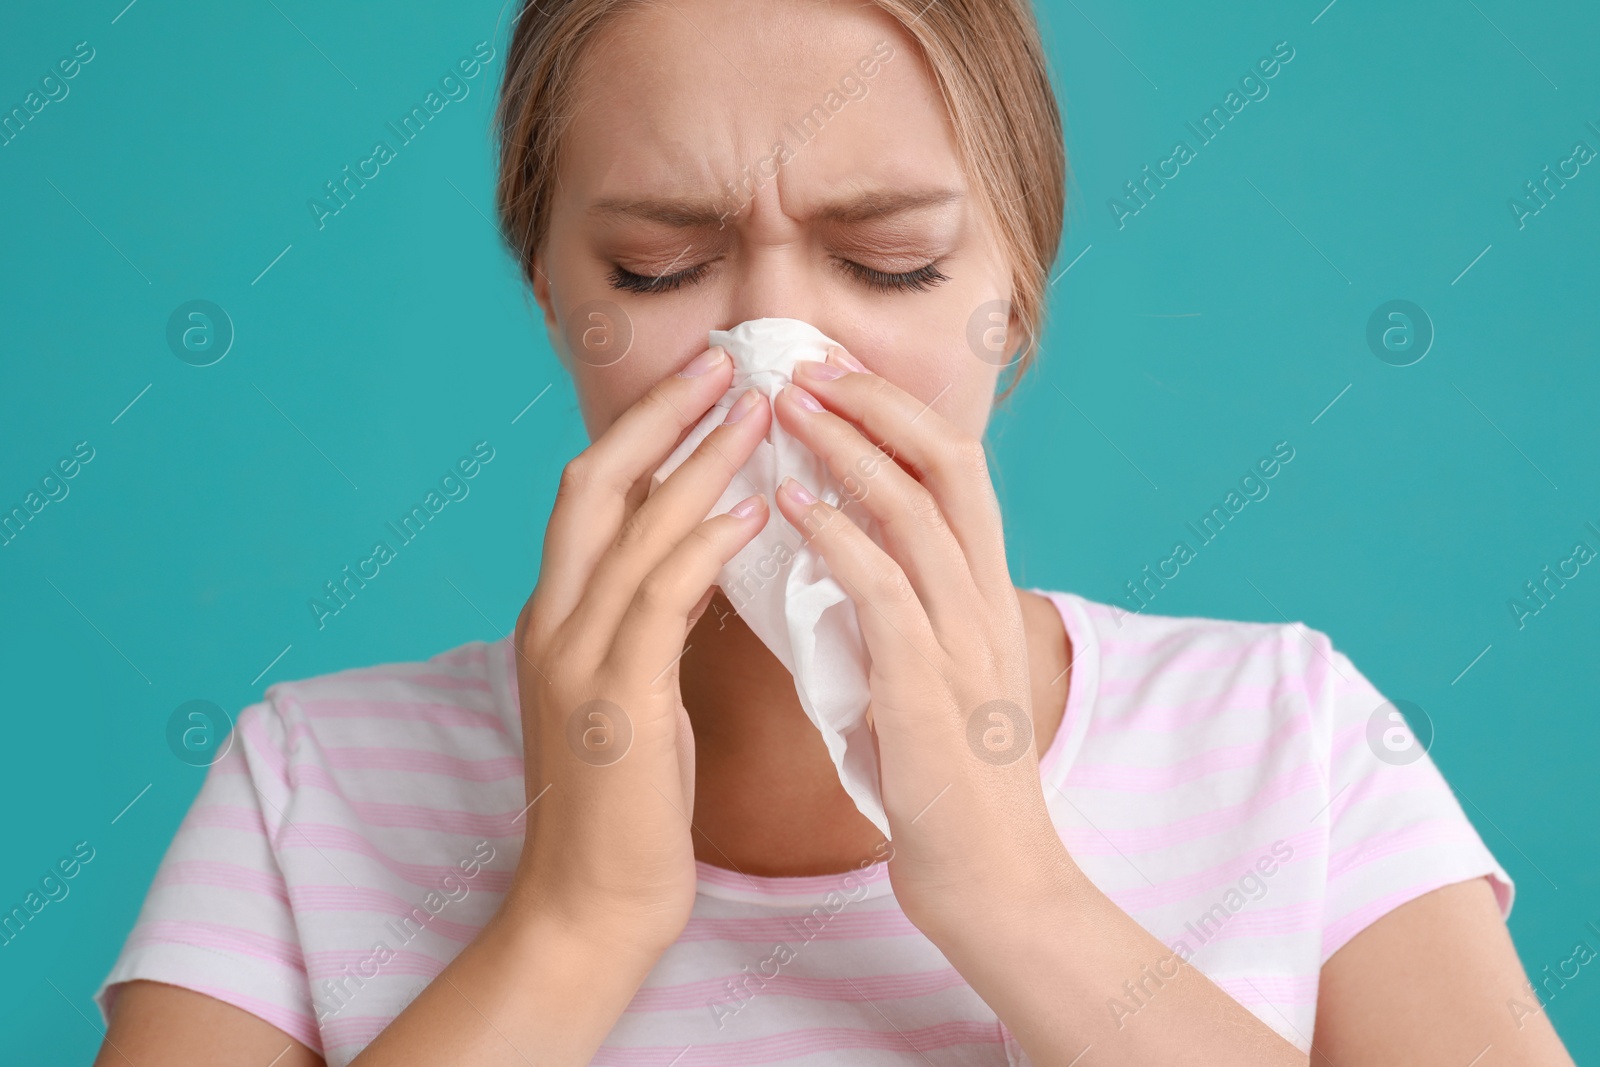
[911,832,1088,948]
[496,877,679,974]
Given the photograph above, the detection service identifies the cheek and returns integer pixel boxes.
[867,339,998,440]
[571,331,701,439]
[946,361,1000,437]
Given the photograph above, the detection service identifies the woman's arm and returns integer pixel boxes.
[97,346,776,1065]
[96,905,668,1067]
[97,981,326,1067]
[1312,876,1575,1066]
[916,836,1308,1065]
[924,863,1577,1066]
[769,349,1307,1064]
[766,347,1576,1066]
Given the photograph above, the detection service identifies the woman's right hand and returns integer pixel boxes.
[505,343,772,956]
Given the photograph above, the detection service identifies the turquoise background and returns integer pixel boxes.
[2,0,1596,1060]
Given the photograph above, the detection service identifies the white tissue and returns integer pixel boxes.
[649,318,891,838]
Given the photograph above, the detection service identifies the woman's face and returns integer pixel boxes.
[531,0,1018,441]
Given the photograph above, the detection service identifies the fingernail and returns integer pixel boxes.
[781,477,817,505]
[677,346,727,377]
[828,346,868,373]
[786,384,825,413]
[723,387,759,424]
[729,494,762,518]
[795,359,846,381]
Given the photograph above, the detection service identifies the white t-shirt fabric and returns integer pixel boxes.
[94,589,1513,1065]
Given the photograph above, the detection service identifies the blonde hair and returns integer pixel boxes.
[494,0,1065,399]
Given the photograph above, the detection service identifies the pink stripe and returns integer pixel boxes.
[1105,828,1320,912]
[1329,819,1483,881]
[321,745,524,782]
[299,698,510,733]
[232,769,527,836]
[258,819,515,893]
[629,967,970,1011]
[1058,763,1320,854]
[1166,899,1325,943]
[223,762,524,835]
[238,712,292,787]
[1071,716,1311,790]
[287,886,488,943]
[1326,766,1450,827]
[1095,626,1279,658]
[588,1020,1005,1066]
[128,920,305,971]
[1094,681,1292,703]
[305,948,447,979]
[320,1014,403,1050]
[186,803,270,835]
[154,861,289,903]
[353,670,492,693]
[679,909,921,943]
[1086,684,1295,732]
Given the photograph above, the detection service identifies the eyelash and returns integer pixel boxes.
[607,258,950,295]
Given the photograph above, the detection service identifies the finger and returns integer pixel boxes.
[607,496,771,698]
[790,349,1013,603]
[534,346,733,625]
[685,585,717,637]
[770,474,944,700]
[566,388,771,653]
[773,379,980,638]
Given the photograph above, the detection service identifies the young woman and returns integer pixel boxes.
[94,0,1577,1064]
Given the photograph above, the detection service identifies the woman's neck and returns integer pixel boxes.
[674,587,1071,879]
[677,591,887,877]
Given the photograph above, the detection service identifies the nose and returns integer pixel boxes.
[718,253,831,338]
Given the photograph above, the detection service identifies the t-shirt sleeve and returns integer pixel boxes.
[93,697,322,1053]
[1300,624,1515,965]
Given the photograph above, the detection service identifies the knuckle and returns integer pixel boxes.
[946,436,990,479]
[514,609,541,658]
[683,522,722,559]
[631,571,676,617]
[868,561,916,605]
[613,506,653,551]
[556,455,594,500]
[800,501,843,541]
[907,488,946,531]
[638,380,684,426]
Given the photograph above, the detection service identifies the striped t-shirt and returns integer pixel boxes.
[95,589,1513,1065]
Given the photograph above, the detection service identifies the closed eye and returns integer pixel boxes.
[607,257,950,295]
[607,261,714,294]
[837,258,950,293]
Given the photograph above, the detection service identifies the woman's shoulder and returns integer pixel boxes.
[93,638,524,1047]
[1035,589,1381,812]
[247,636,519,742]
[1039,587,1328,720]
[231,636,523,804]
[1039,590,1514,975]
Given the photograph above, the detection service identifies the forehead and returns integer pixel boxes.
[559,0,966,214]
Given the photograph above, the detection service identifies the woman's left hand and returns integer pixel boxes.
[771,343,1079,942]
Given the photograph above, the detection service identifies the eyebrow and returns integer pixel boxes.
[588,187,965,227]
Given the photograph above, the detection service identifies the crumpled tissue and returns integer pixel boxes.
[649,317,892,838]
